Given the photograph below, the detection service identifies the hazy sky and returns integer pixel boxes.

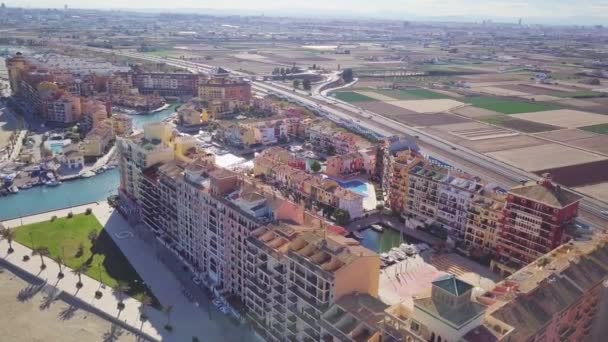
[14,0,608,21]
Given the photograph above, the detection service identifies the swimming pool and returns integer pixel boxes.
[49,142,64,154]
[339,180,368,196]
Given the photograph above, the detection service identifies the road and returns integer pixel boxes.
[61,45,608,228]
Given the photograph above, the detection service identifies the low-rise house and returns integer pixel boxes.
[80,124,114,158]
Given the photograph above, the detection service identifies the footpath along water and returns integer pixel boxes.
[0,104,179,220]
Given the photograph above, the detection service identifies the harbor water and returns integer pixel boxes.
[0,104,179,220]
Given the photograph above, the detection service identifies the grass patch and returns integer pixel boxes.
[467,97,556,114]
[375,88,448,100]
[13,214,158,305]
[581,123,608,135]
[331,91,375,103]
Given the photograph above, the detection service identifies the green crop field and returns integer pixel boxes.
[331,91,375,103]
[13,214,158,305]
[581,123,608,135]
[375,88,448,100]
[467,97,556,114]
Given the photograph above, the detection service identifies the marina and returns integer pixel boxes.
[0,104,178,220]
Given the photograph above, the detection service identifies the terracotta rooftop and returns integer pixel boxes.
[508,180,581,208]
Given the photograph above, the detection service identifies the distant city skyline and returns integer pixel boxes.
[10,0,608,25]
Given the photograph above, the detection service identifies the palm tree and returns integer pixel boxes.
[113,281,130,310]
[55,256,65,278]
[72,263,90,288]
[139,293,153,321]
[0,227,15,253]
[163,304,174,330]
[32,246,50,270]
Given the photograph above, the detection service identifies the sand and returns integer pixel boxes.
[487,143,607,172]
[389,99,466,113]
[512,109,608,128]
[0,267,138,342]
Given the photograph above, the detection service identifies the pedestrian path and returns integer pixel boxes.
[0,234,163,341]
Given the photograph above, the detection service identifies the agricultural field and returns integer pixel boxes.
[374,88,449,100]
[581,123,608,135]
[466,97,557,114]
[487,144,607,172]
[331,91,376,103]
[512,110,608,129]
[480,115,560,133]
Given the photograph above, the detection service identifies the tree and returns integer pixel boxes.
[342,68,354,83]
[333,209,351,226]
[55,256,65,278]
[163,304,174,331]
[293,79,300,89]
[88,230,98,245]
[33,246,49,270]
[302,79,311,91]
[0,227,15,254]
[114,281,131,310]
[139,293,153,321]
[310,160,321,173]
[72,263,90,288]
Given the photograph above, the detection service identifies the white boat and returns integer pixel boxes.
[45,180,62,187]
[370,224,384,232]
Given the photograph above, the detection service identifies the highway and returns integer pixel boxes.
[67,45,608,228]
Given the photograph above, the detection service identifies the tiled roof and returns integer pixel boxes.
[509,181,581,208]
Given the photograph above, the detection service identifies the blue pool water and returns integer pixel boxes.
[49,142,64,154]
[339,180,368,196]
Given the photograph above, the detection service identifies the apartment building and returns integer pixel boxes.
[198,71,251,116]
[493,174,581,274]
[463,184,507,256]
[384,149,425,213]
[6,52,26,94]
[306,121,370,155]
[245,223,381,342]
[119,71,199,97]
[81,99,109,132]
[110,114,133,137]
[473,237,608,342]
[44,94,82,123]
[253,147,364,219]
[324,150,376,178]
[80,123,114,158]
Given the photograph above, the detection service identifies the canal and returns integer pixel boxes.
[0,104,179,220]
[360,225,422,253]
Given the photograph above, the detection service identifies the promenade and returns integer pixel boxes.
[1,202,257,342]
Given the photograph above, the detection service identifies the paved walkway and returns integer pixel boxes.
[1,202,259,341]
[0,227,162,341]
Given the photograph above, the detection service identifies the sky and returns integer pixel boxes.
[12,0,608,24]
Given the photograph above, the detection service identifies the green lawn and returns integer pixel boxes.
[13,214,157,304]
[331,91,375,103]
[467,97,556,114]
[376,88,448,100]
[581,123,608,135]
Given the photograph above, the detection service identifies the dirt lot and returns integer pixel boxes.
[574,182,608,203]
[565,136,608,155]
[452,106,502,119]
[0,267,138,342]
[472,86,529,97]
[534,160,608,187]
[534,128,598,142]
[431,122,517,140]
[357,101,418,116]
[464,135,548,153]
[483,116,561,133]
[499,84,560,95]
[487,143,607,172]
[399,113,470,126]
[512,109,608,128]
[389,99,466,113]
